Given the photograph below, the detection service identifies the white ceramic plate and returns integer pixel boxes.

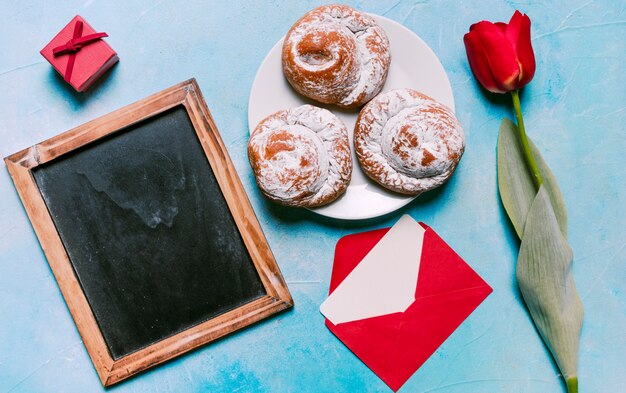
[248,14,454,220]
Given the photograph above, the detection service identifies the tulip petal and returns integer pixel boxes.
[507,11,536,86]
[469,21,487,31]
[464,31,505,93]
[473,21,521,91]
[506,11,524,53]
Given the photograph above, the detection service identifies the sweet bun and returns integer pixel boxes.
[248,105,352,207]
[282,4,391,108]
[354,89,465,195]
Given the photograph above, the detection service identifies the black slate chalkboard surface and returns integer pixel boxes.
[33,105,266,360]
[6,80,292,385]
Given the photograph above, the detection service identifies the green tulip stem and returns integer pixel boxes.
[511,89,543,189]
[566,377,578,393]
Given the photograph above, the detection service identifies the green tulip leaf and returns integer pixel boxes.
[517,186,583,389]
[497,118,567,239]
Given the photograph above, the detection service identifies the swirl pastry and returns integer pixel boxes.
[355,89,465,195]
[282,5,391,108]
[248,105,352,207]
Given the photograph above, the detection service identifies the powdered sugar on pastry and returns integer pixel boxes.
[355,89,465,195]
[282,5,391,108]
[248,105,352,207]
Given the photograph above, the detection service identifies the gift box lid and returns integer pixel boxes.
[41,15,118,92]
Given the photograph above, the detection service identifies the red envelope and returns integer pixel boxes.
[324,222,492,391]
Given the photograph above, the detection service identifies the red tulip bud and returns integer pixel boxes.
[464,11,536,93]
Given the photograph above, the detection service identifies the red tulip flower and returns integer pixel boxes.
[464,11,535,93]
[464,10,542,189]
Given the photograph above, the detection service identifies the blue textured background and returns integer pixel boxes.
[1,1,624,392]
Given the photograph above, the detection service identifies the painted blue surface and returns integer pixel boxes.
[0,1,624,392]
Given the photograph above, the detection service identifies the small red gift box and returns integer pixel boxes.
[41,15,118,92]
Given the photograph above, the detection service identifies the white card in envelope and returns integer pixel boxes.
[320,215,426,325]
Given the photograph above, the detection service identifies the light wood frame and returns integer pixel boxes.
[4,79,293,386]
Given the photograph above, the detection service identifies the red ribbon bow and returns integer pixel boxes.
[52,20,108,83]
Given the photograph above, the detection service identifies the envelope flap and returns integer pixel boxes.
[329,227,390,293]
[330,224,491,297]
[416,225,492,298]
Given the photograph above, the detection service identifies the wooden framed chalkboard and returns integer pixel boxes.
[4,79,293,386]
